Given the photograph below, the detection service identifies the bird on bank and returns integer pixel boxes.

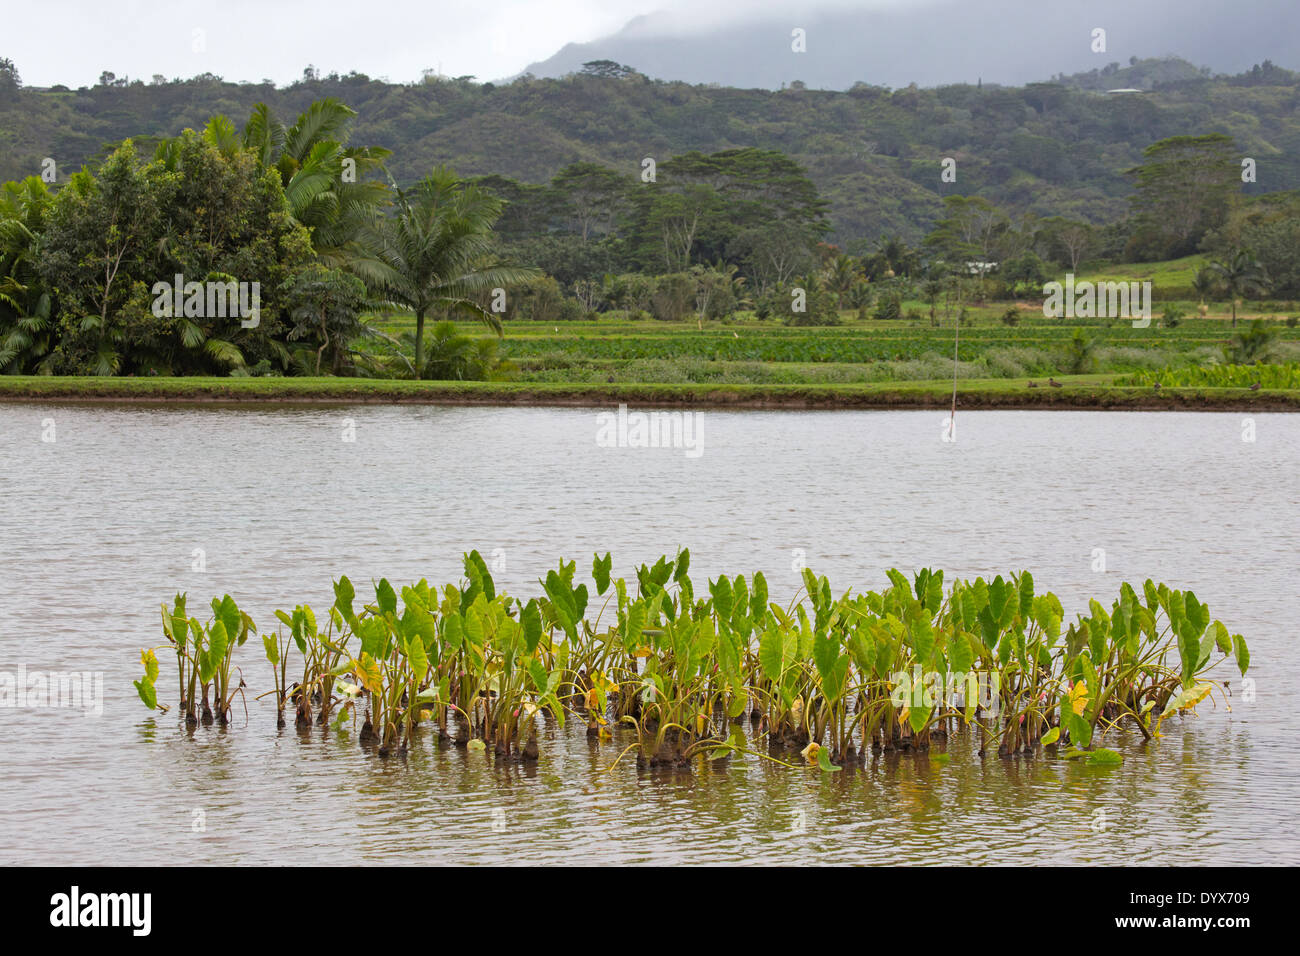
[1027,380,1038,388]
[1249,382,1261,391]
[1154,382,1161,391]
[1048,377,1063,388]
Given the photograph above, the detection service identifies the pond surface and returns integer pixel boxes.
[1,403,1296,864]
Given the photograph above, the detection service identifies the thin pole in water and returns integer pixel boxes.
[949,308,959,440]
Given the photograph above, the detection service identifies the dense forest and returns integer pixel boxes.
[3,55,1300,245]
[2,54,1300,378]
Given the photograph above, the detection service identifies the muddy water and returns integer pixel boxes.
[0,404,1295,864]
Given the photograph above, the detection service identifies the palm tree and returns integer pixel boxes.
[0,176,56,374]
[1191,266,1219,309]
[1208,249,1269,327]
[242,99,392,267]
[354,168,540,377]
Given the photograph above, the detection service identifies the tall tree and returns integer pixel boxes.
[355,168,539,377]
[1208,248,1269,327]
[1126,134,1240,259]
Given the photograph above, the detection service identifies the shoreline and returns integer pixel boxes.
[0,377,1297,411]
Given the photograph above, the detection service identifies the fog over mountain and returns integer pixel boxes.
[521,0,1300,88]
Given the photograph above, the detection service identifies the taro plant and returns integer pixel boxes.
[137,593,253,725]
[140,555,1252,774]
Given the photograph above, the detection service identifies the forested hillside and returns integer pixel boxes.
[2,55,1299,246]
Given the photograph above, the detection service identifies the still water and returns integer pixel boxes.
[0,403,1296,864]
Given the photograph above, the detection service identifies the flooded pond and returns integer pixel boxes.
[1,403,1296,864]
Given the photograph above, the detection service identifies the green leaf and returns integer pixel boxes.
[520,599,543,654]
[908,702,931,735]
[1233,634,1250,676]
[133,679,157,710]
[375,578,397,616]
[262,634,279,666]
[592,552,612,596]
[947,630,973,674]
[816,747,842,773]
[758,626,784,681]
[1087,748,1123,766]
[1040,726,1060,746]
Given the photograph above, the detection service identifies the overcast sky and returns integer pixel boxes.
[8,0,913,88]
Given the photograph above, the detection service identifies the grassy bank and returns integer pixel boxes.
[2,374,1296,411]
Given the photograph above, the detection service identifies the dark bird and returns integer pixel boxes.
[1249,382,1261,391]
[1153,382,1161,391]
[1048,377,1063,388]
[1027,380,1038,388]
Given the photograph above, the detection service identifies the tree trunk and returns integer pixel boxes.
[414,308,425,379]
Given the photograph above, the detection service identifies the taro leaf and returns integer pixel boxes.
[141,647,159,685]
[908,702,931,736]
[358,616,388,660]
[1233,634,1250,676]
[1161,681,1214,717]
[543,570,577,640]
[463,604,486,646]
[262,634,279,666]
[527,658,548,694]
[824,655,850,703]
[906,605,935,662]
[1017,571,1034,617]
[750,571,768,621]
[1178,624,1200,688]
[213,594,241,644]
[812,632,838,682]
[673,548,691,584]
[1040,726,1061,746]
[948,630,973,674]
[133,679,157,710]
[731,575,749,625]
[405,635,428,684]
[1065,711,1092,748]
[354,653,383,696]
[467,739,486,753]
[758,626,784,681]
[1213,620,1233,655]
[987,576,1009,622]
[710,575,733,621]
[886,568,910,595]
[466,550,495,601]
[1184,591,1209,640]
[443,613,464,651]
[573,583,589,622]
[333,575,355,615]
[200,620,228,683]
[925,570,945,614]
[375,578,397,617]
[1087,748,1123,766]
[817,746,842,773]
[623,601,646,654]
[521,599,543,654]
[592,552,612,596]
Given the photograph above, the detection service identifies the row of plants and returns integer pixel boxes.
[135,551,1251,770]
[1119,361,1300,389]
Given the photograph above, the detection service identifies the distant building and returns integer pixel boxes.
[966,260,998,276]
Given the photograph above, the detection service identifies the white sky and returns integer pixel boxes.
[6,0,909,88]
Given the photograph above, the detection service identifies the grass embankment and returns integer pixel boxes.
[2,374,1296,410]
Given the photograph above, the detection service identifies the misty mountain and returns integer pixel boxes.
[521,0,1300,89]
